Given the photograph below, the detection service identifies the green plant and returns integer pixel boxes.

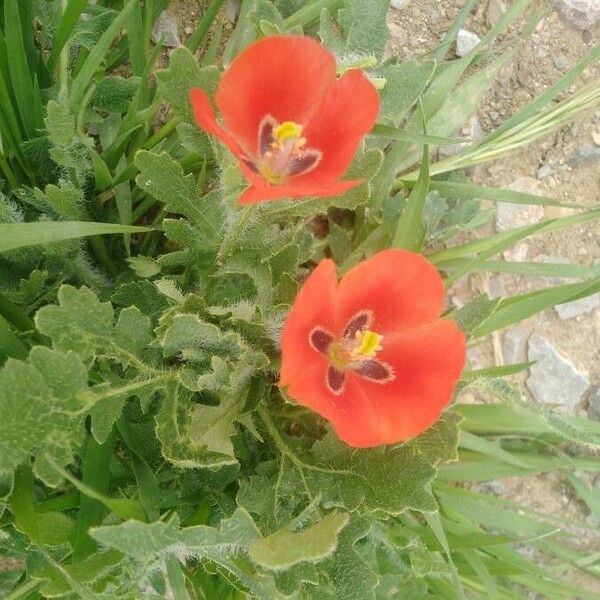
[1,1,600,599]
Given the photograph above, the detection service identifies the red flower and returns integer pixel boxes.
[189,35,379,205]
[280,250,466,448]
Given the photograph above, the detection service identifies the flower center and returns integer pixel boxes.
[329,329,384,369]
[308,311,395,397]
[243,115,322,185]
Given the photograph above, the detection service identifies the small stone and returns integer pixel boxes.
[477,480,506,495]
[587,385,600,421]
[567,146,600,167]
[391,0,411,8]
[467,345,488,370]
[555,293,600,319]
[537,164,555,179]
[151,12,181,48]
[184,26,193,35]
[502,328,528,365]
[439,116,484,158]
[526,334,590,413]
[553,54,570,71]
[456,29,481,57]
[592,131,600,146]
[495,178,544,231]
[488,276,506,298]
[485,0,506,27]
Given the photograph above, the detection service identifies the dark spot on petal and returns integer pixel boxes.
[258,115,276,156]
[343,310,373,338]
[327,366,346,395]
[242,158,259,174]
[309,327,334,354]
[354,360,394,384]
[287,149,322,176]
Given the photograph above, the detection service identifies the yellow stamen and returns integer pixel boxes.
[351,330,383,360]
[273,121,303,143]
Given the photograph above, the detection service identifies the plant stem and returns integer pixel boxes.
[186,0,227,53]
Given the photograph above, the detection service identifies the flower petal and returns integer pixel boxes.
[338,320,466,446]
[238,179,361,205]
[280,259,338,387]
[334,249,445,334]
[297,69,380,183]
[189,88,244,157]
[216,36,336,153]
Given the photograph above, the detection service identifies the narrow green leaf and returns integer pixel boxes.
[371,123,467,146]
[392,141,429,250]
[47,0,88,71]
[0,221,151,253]
[471,277,600,338]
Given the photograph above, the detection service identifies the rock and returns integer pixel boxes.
[495,178,544,232]
[553,54,570,72]
[567,146,600,167]
[152,12,181,48]
[488,276,506,299]
[391,0,411,8]
[537,164,555,179]
[467,345,488,370]
[485,0,506,27]
[456,29,481,57]
[592,130,600,146]
[502,328,528,365]
[503,241,529,262]
[526,334,590,412]
[555,294,600,319]
[587,385,600,421]
[476,480,506,495]
[552,0,600,30]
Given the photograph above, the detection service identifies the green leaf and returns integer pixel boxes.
[410,410,462,467]
[393,140,429,251]
[90,509,262,588]
[454,294,502,337]
[135,150,221,241]
[340,0,390,60]
[471,277,600,338]
[0,347,88,485]
[155,46,219,121]
[378,60,437,125]
[308,433,437,514]
[92,76,140,113]
[249,512,349,571]
[0,221,150,254]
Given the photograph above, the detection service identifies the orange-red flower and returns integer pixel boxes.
[189,35,380,205]
[280,250,466,448]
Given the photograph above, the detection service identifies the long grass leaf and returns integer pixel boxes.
[0,222,150,253]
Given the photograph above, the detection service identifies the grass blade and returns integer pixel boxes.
[0,222,151,253]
